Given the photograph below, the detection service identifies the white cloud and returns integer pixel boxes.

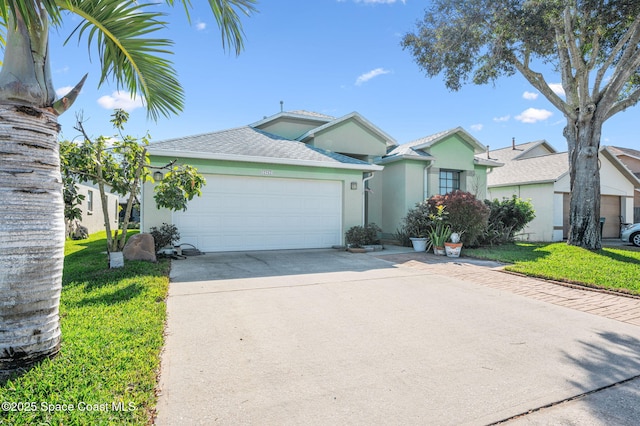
[355,68,390,86]
[56,86,74,98]
[549,83,566,96]
[195,21,206,31]
[97,91,144,111]
[470,123,483,131]
[515,108,553,124]
[522,91,538,100]
[493,115,510,122]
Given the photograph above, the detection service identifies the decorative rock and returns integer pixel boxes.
[123,233,156,262]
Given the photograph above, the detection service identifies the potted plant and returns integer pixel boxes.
[444,232,463,258]
[428,222,451,255]
[401,201,433,251]
[426,204,450,255]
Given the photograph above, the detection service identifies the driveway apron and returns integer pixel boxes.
[155,249,640,425]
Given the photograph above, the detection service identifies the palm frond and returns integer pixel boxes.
[60,0,184,120]
[1,0,63,28]
[167,0,257,55]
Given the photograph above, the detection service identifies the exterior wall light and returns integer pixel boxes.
[153,171,163,181]
[351,181,358,190]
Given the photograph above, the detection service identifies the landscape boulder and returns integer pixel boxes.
[123,233,156,262]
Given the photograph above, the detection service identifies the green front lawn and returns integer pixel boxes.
[465,242,640,295]
[0,232,169,425]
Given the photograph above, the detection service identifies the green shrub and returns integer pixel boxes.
[480,196,536,245]
[428,191,489,247]
[393,226,413,247]
[345,223,382,248]
[149,223,180,253]
[399,201,433,239]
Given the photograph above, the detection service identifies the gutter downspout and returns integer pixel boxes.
[424,162,433,201]
[362,172,375,225]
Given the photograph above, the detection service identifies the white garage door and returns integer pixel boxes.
[173,175,343,252]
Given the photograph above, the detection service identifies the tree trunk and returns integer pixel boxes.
[0,105,63,381]
[565,115,603,250]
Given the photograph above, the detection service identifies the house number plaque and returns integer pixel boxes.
[262,170,273,176]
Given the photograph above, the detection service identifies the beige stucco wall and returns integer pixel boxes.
[142,156,368,245]
[311,120,388,157]
[488,183,556,242]
[76,183,119,236]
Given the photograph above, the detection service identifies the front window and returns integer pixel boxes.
[87,190,94,212]
[439,170,460,194]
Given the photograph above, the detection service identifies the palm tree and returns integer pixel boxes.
[0,0,256,380]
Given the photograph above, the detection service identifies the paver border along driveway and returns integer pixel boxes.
[155,250,640,426]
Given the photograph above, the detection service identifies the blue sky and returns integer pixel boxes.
[50,0,639,153]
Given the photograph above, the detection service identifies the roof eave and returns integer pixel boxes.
[148,149,383,172]
[474,158,504,167]
[412,127,487,154]
[375,154,435,165]
[488,179,558,188]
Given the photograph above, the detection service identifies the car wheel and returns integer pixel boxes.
[632,232,640,247]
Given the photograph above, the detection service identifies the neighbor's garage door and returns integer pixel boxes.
[601,195,621,238]
[563,193,620,238]
[173,175,343,252]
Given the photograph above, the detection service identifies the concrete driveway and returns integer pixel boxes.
[155,249,640,425]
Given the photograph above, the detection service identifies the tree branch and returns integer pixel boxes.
[605,87,640,120]
[511,55,572,118]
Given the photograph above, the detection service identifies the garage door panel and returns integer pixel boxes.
[173,175,343,252]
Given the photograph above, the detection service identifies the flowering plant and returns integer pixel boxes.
[427,205,451,247]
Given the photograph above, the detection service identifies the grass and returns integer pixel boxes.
[0,232,169,425]
[465,242,640,295]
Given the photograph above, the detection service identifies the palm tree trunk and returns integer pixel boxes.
[0,105,63,380]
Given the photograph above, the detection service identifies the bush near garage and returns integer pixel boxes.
[480,196,536,246]
[345,223,382,248]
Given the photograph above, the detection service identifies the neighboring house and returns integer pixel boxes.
[609,146,640,222]
[484,141,640,241]
[142,111,392,252]
[369,127,503,238]
[73,183,119,235]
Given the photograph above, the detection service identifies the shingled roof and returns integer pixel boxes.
[485,141,569,187]
[148,126,381,171]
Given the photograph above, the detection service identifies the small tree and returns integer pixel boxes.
[61,109,206,255]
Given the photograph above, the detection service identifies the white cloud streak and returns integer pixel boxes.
[515,108,553,124]
[522,91,538,100]
[97,91,145,111]
[355,68,390,86]
[493,115,510,122]
[470,123,483,131]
